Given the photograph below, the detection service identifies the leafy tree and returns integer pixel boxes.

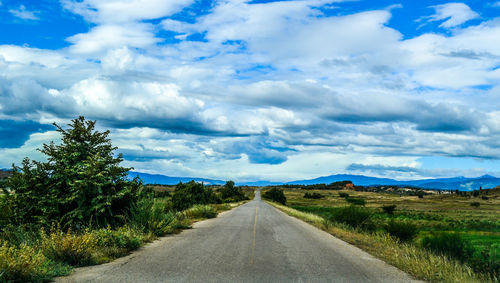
[262,187,286,204]
[4,117,143,228]
[219,180,248,202]
[171,181,221,211]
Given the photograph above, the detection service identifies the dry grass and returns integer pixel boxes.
[268,201,492,283]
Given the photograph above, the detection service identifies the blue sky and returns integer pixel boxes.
[1,0,500,182]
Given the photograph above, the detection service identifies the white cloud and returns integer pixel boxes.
[426,3,479,28]
[62,0,194,24]
[8,4,39,20]
[67,23,160,54]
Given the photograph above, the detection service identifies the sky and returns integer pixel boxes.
[1,0,500,182]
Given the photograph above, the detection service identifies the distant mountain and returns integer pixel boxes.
[287,174,500,191]
[128,171,500,191]
[128,172,225,185]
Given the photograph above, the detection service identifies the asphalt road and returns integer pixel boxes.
[56,190,420,282]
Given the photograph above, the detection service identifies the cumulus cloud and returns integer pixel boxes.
[4,1,500,180]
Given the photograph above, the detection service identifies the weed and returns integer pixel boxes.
[329,205,374,230]
[0,241,47,282]
[421,232,474,262]
[384,219,419,242]
[184,205,217,219]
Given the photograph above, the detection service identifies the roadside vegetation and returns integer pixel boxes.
[0,117,252,282]
[264,186,500,282]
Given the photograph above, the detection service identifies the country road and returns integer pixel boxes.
[56,190,420,282]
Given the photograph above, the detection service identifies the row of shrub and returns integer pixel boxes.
[318,204,499,280]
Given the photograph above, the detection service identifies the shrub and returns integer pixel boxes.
[93,226,142,251]
[421,232,473,262]
[470,202,480,207]
[219,181,248,202]
[384,219,419,242]
[481,195,489,200]
[262,188,286,205]
[469,248,500,280]
[338,192,349,198]
[129,197,179,236]
[39,225,98,266]
[382,204,397,215]
[329,206,374,230]
[184,205,217,219]
[304,192,324,199]
[0,241,47,282]
[345,197,366,206]
[172,181,221,211]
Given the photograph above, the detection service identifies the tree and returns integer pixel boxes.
[219,180,248,202]
[4,117,143,228]
[262,187,286,205]
[171,181,221,211]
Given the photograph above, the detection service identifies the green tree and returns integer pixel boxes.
[219,180,248,202]
[171,181,221,211]
[262,187,286,205]
[4,117,143,228]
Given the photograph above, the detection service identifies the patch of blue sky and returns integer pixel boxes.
[234,64,277,80]
[0,120,54,148]
[168,0,215,24]
[0,0,89,50]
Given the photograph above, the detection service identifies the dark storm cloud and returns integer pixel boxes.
[0,120,54,148]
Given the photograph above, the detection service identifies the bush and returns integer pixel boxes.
[328,206,374,230]
[184,205,217,219]
[262,188,286,205]
[481,195,489,200]
[304,192,324,199]
[93,226,142,251]
[469,248,500,280]
[129,197,179,236]
[382,204,397,215]
[171,181,221,211]
[0,241,47,282]
[39,225,98,266]
[219,181,248,202]
[470,202,480,207]
[338,192,349,198]
[345,197,366,206]
[421,232,473,262]
[384,219,419,242]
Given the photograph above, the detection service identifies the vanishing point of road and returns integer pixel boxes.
[57,191,421,282]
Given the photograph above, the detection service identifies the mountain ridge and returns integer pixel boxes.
[128,171,500,191]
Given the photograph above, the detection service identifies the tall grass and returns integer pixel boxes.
[268,201,491,283]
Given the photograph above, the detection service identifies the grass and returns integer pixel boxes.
[0,198,250,282]
[268,201,490,283]
[267,187,500,282]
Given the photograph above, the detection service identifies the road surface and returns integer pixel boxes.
[57,190,420,282]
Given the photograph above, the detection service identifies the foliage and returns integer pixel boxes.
[93,226,142,251]
[384,219,419,242]
[328,205,374,230]
[421,232,474,262]
[39,225,98,266]
[3,117,143,228]
[262,187,286,204]
[470,202,481,207]
[345,197,366,206]
[303,192,324,199]
[129,197,179,236]
[184,205,217,219]
[0,240,47,282]
[299,181,353,190]
[171,181,221,211]
[219,181,248,202]
[382,204,397,215]
[338,192,349,198]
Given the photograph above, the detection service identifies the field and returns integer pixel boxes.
[268,186,500,282]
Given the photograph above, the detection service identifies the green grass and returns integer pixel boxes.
[278,187,500,282]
